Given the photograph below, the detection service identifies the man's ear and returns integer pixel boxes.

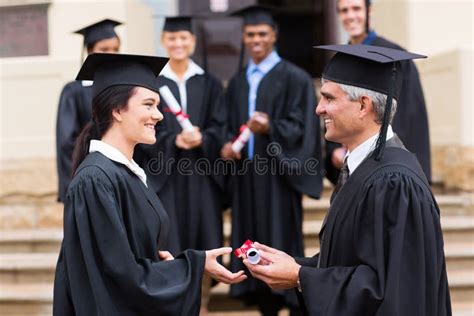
[359,95,373,118]
[112,108,122,122]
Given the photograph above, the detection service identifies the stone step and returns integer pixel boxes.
[448,270,474,308]
[0,229,62,254]
[0,277,471,315]
[0,283,53,316]
[0,253,58,284]
[299,216,474,248]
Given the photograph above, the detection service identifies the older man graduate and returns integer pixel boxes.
[242,44,451,316]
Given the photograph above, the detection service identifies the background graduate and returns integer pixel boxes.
[243,45,451,316]
[220,5,322,315]
[53,53,246,316]
[133,16,226,314]
[325,0,431,184]
[56,19,122,202]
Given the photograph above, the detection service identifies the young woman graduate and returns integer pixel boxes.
[53,53,246,316]
[56,19,122,202]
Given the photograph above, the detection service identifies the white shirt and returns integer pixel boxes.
[345,125,395,175]
[89,140,148,186]
[159,59,204,113]
[81,80,93,87]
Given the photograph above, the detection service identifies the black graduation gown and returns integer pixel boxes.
[325,35,431,183]
[225,60,323,303]
[56,81,93,202]
[296,146,451,315]
[134,73,226,255]
[53,152,205,316]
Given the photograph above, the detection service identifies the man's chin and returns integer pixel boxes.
[325,133,338,142]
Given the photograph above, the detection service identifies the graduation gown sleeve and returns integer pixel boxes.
[56,167,205,315]
[298,171,450,316]
[199,76,227,163]
[265,64,323,199]
[56,82,92,202]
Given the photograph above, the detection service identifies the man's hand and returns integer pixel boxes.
[247,112,270,134]
[158,251,174,261]
[175,126,203,150]
[243,242,301,290]
[220,142,241,160]
[205,247,247,284]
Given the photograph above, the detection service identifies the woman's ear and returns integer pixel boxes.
[112,108,123,122]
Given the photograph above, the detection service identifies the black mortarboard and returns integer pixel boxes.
[230,5,277,28]
[76,53,169,98]
[74,19,122,47]
[163,16,193,33]
[315,44,426,160]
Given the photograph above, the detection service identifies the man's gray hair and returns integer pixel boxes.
[322,78,398,125]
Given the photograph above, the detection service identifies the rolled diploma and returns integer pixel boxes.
[246,247,261,265]
[231,125,252,153]
[158,85,194,132]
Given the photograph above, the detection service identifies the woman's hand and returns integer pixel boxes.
[158,251,174,261]
[175,127,203,149]
[204,247,247,284]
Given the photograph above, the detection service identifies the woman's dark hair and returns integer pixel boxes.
[71,85,136,175]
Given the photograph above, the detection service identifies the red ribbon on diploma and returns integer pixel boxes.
[234,239,255,258]
[164,107,190,119]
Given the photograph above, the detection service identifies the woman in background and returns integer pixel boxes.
[135,17,227,315]
[56,19,122,202]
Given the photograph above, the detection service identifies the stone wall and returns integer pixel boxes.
[0,158,62,230]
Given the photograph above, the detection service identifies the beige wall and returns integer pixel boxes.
[374,0,473,146]
[375,0,473,55]
[0,0,157,161]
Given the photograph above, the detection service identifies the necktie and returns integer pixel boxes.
[248,67,262,159]
[333,158,350,197]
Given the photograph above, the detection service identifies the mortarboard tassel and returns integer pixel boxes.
[373,62,396,161]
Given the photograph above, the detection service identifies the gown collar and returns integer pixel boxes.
[89,140,147,186]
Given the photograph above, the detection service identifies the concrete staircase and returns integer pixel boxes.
[0,188,473,315]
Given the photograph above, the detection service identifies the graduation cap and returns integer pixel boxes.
[76,53,169,99]
[163,16,194,33]
[229,4,277,28]
[74,19,122,47]
[315,44,426,160]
